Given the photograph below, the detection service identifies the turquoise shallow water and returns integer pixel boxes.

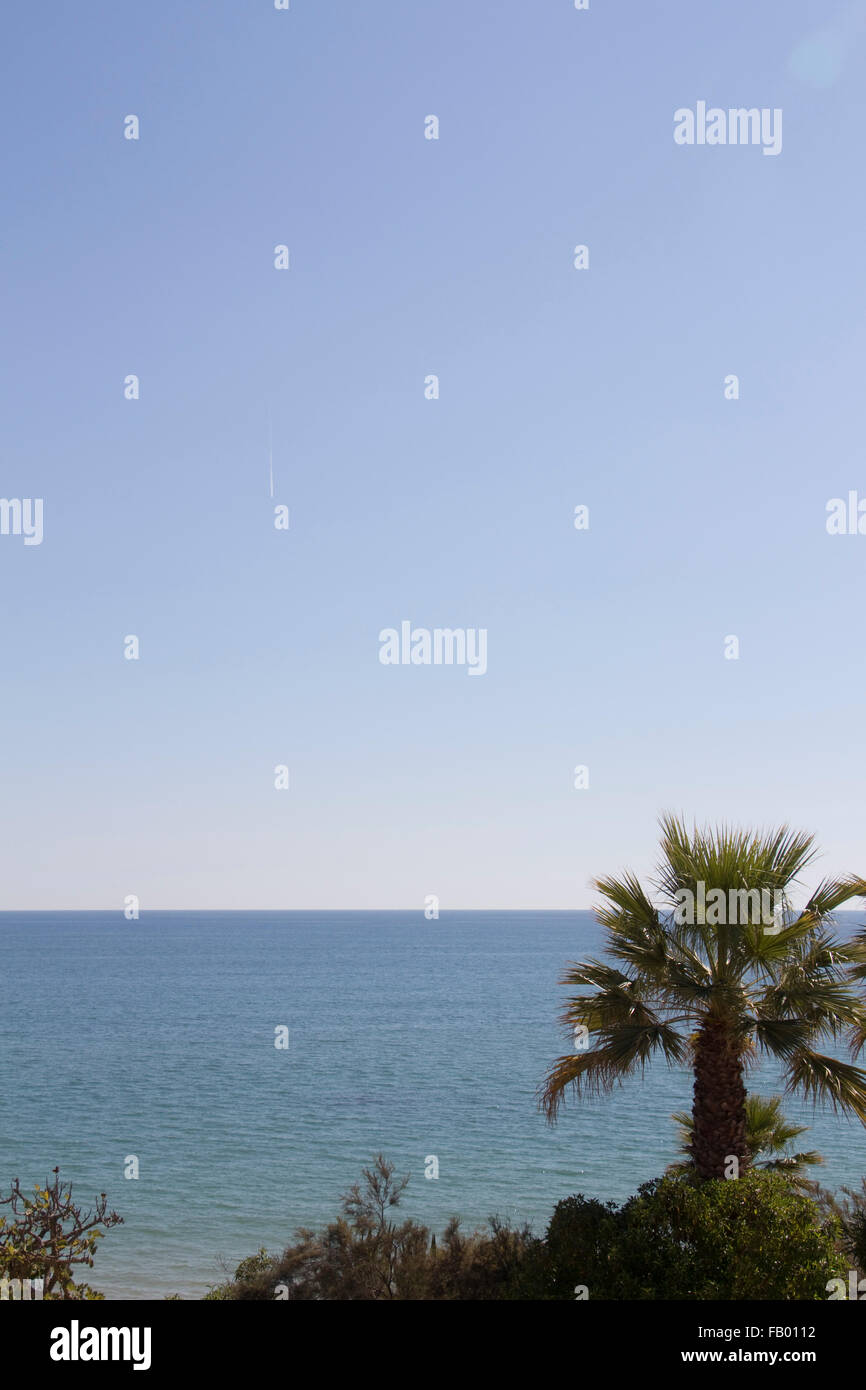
[1,910,865,1300]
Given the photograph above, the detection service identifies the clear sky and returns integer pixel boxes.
[2,1,865,909]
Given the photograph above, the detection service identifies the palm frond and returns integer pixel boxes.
[784,1050,866,1121]
[540,1021,687,1120]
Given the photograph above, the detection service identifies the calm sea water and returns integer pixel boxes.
[1,910,865,1300]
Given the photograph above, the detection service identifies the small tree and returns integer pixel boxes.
[541,816,866,1181]
[217,1155,429,1300]
[667,1094,824,1191]
[0,1168,122,1299]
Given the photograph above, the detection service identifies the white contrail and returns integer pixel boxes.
[268,412,274,499]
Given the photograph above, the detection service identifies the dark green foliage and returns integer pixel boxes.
[544,1170,845,1301]
[842,1188,866,1274]
[815,1178,866,1278]
[544,1193,621,1297]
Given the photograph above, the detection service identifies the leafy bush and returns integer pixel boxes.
[545,1170,845,1300]
[544,1193,621,1297]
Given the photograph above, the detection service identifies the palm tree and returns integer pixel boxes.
[540,814,866,1180]
[666,1094,823,1191]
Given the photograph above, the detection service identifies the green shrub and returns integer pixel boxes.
[544,1194,621,1298]
[545,1170,845,1300]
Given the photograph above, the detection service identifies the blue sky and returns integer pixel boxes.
[2,0,865,909]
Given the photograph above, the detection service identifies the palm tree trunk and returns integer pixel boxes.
[690,1016,748,1180]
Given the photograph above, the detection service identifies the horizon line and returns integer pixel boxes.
[0,905,599,914]
[1,905,863,915]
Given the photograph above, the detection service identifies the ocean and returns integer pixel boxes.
[2,910,865,1300]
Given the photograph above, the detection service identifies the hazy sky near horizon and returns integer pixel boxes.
[2,1,866,910]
